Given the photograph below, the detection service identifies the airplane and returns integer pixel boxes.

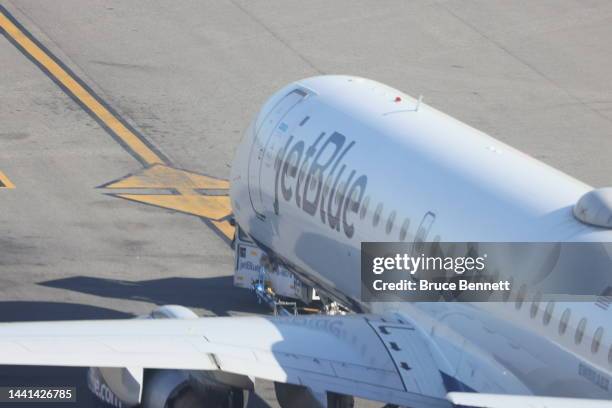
[0,75,611,408]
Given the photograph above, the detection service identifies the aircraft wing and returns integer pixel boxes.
[447,392,612,408]
[0,314,451,408]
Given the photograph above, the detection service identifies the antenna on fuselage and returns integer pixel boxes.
[383,94,424,116]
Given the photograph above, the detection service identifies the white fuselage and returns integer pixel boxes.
[230,76,612,399]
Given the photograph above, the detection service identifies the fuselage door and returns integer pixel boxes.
[248,88,307,218]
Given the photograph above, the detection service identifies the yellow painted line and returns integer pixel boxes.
[1,6,235,241]
[105,164,234,227]
[116,193,232,221]
[104,164,230,190]
[0,11,164,166]
[211,220,235,240]
[0,170,15,188]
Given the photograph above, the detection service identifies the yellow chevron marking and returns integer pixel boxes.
[1,6,234,241]
[104,164,229,190]
[104,165,234,240]
[115,193,231,221]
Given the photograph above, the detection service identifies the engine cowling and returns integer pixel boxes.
[141,369,192,408]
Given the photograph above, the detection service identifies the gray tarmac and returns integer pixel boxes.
[1,1,611,407]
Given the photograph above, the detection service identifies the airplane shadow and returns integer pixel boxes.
[0,300,133,322]
[40,275,270,317]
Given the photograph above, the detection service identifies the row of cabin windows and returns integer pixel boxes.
[306,174,410,240]
[357,197,410,241]
[354,196,611,362]
[338,182,610,364]
[510,283,610,363]
[323,172,610,363]
[327,175,612,364]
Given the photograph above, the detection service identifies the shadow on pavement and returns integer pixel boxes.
[40,275,269,316]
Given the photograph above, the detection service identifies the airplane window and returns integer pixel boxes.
[592,327,604,354]
[386,211,396,234]
[575,318,587,345]
[360,196,370,219]
[515,284,527,309]
[530,292,542,318]
[373,203,383,227]
[299,116,310,126]
[559,308,571,334]
[503,277,513,301]
[543,301,555,325]
[399,218,410,241]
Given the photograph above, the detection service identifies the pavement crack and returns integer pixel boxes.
[227,0,324,75]
[435,1,612,126]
